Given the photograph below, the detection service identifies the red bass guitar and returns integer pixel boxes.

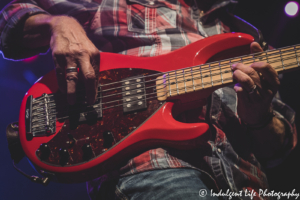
[17,33,299,183]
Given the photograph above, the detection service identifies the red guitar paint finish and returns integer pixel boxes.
[18,33,254,183]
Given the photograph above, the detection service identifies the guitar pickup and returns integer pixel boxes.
[122,76,147,113]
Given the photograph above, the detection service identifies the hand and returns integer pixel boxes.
[231,42,280,125]
[49,16,100,105]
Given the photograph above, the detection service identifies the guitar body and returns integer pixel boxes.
[18,33,254,183]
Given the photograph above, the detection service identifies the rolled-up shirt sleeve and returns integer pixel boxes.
[0,1,49,59]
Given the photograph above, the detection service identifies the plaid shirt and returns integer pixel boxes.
[0,0,297,199]
[0,0,234,59]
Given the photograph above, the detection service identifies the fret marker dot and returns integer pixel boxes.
[126,98,131,102]
[138,96,143,99]
[125,87,130,90]
[136,79,141,82]
[138,102,143,105]
[126,92,130,95]
[125,81,130,85]
[137,89,142,93]
[137,84,141,88]
[127,104,131,107]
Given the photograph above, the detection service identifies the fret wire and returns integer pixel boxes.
[182,70,187,93]
[200,65,204,88]
[175,70,179,95]
[167,72,172,97]
[279,49,285,70]
[209,64,213,86]
[229,59,233,76]
[190,67,195,91]
[294,46,300,68]
[265,52,269,64]
[219,61,223,84]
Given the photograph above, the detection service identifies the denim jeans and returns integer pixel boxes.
[88,168,219,200]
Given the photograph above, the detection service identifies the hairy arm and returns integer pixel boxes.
[22,14,53,49]
[21,14,100,105]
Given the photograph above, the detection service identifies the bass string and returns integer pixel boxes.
[32,57,299,118]
[31,60,296,124]
[32,51,297,109]
[32,47,299,105]
[32,67,236,116]
[32,74,232,121]
[34,51,296,113]
[32,53,298,113]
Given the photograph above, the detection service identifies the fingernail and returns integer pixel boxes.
[231,64,237,68]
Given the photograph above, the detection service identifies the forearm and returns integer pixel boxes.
[22,14,53,49]
[248,116,286,159]
[22,14,81,49]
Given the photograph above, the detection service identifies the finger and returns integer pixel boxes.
[233,70,261,103]
[65,58,78,105]
[53,54,68,94]
[250,42,263,54]
[78,54,97,105]
[250,62,280,92]
[231,63,261,85]
[234,83,250,104]
[232,63,256,76]
[232,69,256,92]
[55,67,67,93]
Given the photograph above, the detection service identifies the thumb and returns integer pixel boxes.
[250,42,264,54]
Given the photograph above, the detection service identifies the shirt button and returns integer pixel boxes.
[217,148,222,153]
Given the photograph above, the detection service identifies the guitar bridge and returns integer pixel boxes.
[26,94,56,137]
[26,85,103,137]
[122,76,147,113]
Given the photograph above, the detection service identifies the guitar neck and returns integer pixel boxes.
[156,44,300,101]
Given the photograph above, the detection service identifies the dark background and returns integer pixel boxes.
[1,0,300,199]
